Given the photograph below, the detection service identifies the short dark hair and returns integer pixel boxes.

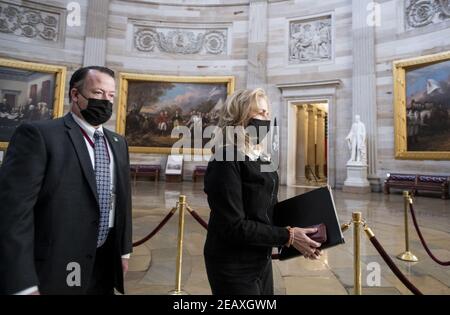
[69,66,115,101]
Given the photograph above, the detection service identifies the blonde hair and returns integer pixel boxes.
[215,88,269,156]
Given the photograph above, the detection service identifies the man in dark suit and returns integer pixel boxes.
[0,66,133,295]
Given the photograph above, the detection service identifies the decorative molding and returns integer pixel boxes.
[277,79,341,90]
[133,23,229,55]
[0,1,64,43]
[120,0,250,7]
[405,0,450,29]
[288,14,332,65]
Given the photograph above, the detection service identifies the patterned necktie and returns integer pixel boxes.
[94,130,111,247]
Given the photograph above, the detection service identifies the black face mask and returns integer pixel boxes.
[247,118,271,144]
[76,93,113,126]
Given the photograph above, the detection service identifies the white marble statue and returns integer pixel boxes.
[345,115,367,165]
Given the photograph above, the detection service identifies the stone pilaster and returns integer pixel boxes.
[247,0,268,90]
[83,0,110,66]
[307,105,317,180]
[316,109,326,179]
[352,0,380,191]
[295,104,308,183]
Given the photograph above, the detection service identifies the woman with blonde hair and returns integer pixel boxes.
[203,88,322,295]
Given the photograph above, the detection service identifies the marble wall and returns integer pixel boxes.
[374,0,450,181]
[106,0,249,179]
[0,0,88,102]
[0,0,449,186]
[266,0,353,187]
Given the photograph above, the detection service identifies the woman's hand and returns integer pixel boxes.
[291,227,322,260]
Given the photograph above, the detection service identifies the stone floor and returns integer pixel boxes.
[124,181,450,295]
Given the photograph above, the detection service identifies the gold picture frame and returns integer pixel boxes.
[116,73,235,154]
[0,58,66,150]
[393,51,450,160]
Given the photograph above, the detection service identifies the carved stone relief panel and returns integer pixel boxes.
[405,0,450,29]
[133,23,229,56]
[0,1,64,44]
[289,14,332,65]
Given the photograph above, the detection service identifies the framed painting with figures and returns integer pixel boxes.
[0,58,66,150]
[116,73,234,154]
[394,51,450,160]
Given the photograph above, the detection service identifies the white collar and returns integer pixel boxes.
[70,112,104,138]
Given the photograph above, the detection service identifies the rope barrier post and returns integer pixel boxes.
[352,212,362,295]
[363,223,423,295]
[168,195,188,295]
[397,191,418,262]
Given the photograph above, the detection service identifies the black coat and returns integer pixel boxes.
[0,114,132,295]
[203,157,289,263]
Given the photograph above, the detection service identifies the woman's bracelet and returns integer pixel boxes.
[285,226,294,247]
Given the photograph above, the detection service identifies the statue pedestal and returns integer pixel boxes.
[343,163,371,194]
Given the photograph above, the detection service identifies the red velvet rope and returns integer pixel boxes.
[367,235,423,295]
[132,207,177,247]
[409,202,450,266]
[186,207,209,230]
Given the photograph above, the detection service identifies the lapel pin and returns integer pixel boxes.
[113,137,119,142]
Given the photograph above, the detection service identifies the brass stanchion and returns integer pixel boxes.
[341,222,351,233]
[397,191,418,262]
[168,195,189,295]
[353,212,362,295]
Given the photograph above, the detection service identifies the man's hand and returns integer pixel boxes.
[122,258,129,275]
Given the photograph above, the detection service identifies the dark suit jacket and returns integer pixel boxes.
[0,114,132,295]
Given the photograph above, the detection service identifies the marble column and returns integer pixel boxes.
[316,109,326,179]
[307,105,317,180]
[246,0,268,90]
[351,0,380,191]
[83,0,110,66]
[295,104,308,183]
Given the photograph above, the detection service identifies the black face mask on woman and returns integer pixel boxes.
[247,118,271,144]
[76,92,113,126]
